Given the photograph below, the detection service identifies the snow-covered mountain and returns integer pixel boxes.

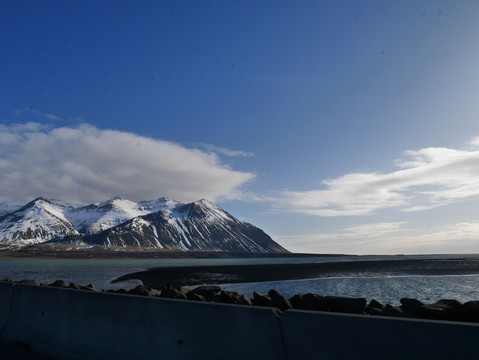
[0,196,287,253]
[66,196,179,234]
[0,198,79,246]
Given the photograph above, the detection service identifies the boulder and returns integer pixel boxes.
[159,284,174,296]
[383,305,405,317]
[81,284,98,292]
[215,291,241,304]
[417,302,455,321]
[437,299,462,309]
[268,289,292,311]
[49,280,67,288]
[253,291,271,306]
[111,288,129,294]
[187,293,206,302]
[1,277,13,283]
[383,305,415,318]
[400,298,423,314]
[289,294,303,309]
[300,293,329,311]
[128,285,155,297]
[17,279,37,286]
[325,296,367,314]
[239,294,253,306]
[189,285,222,301]
[456,301,479,322]
[160,285,189,300]
[366,299,385,315]
[366,299,384,310]
[68,283,81,290]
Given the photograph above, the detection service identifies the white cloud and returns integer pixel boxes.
[196,143,254,157]
[0,123,255,204]
[275,222,407,254]
[44,113,61,121]
[273,138,479,217]
[275,221,479,255]
[13,108,61,121]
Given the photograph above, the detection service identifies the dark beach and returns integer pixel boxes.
[113,257,479,289]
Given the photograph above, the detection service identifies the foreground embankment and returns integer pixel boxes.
[5,277,478,323]
[2,279,479,359]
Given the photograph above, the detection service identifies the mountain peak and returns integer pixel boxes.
[0,197,78,245]
[196,198,214,205]
[186,198,230,220]
[96,196,133,208]
[0,195,288,253]
[32,196,51,204]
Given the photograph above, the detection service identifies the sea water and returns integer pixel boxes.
[2,256,479,305]
[0,257,338,289]
[220,274,479,305]
[0,256,350,290]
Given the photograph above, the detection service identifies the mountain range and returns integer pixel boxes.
[0,196,287,253]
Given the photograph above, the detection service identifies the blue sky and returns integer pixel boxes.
[2,1,479,254]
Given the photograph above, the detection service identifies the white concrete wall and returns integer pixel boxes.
[2,283,479,359]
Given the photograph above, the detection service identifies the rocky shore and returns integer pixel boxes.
[4,278,479,324]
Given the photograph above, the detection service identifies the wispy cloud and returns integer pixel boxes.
[0,123,255,204]
[275,222,407,254]
[44,113,62,121]
[13,108,62,122]
[272,138,479,217]
[275,221,479,254]
[196,143,254,157]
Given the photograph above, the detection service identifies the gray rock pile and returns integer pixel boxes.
[4,278,479,323]
[158,284,479,323]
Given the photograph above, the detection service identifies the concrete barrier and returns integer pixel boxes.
[4,284,479,359]
[2,284,285,360]
[0,282,13,333]
[281,309,479,360]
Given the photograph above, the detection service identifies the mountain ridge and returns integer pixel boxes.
[0,196,287,253]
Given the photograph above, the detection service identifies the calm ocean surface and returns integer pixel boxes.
[1,255,479,305]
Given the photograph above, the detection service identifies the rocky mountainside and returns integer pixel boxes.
[0,198,79,246]
[0,197,287,253]
[66,196,179,234]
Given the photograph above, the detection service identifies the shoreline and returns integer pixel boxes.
[0,249,345,259]
[113,258,479,289]
[2,249,477,260]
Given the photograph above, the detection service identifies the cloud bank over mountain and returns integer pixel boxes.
[0,123,254,204]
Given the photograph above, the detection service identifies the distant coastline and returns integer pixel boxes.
[0,249,346,259]
[113,257,479,289]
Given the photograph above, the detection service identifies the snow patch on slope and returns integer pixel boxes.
[66,196,179,234]
[0,196,286,253]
